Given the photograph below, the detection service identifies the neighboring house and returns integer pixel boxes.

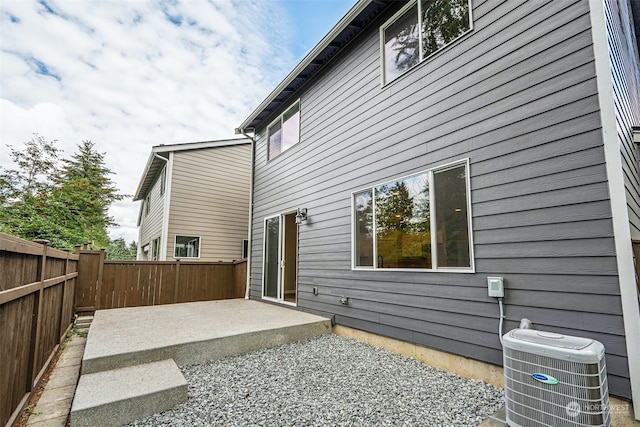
[134,138,251,262]
[237,0,640,418]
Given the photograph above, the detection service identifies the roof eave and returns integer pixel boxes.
[133,137,251,201]
[133,150,168,201]
[238,0,374,131]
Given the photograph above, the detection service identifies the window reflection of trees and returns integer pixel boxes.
[375,174,431,268]
[385,4,420,78]
[422,0,470,58]
[385,0,470,82]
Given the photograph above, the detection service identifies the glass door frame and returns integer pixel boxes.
[261,212,298,306]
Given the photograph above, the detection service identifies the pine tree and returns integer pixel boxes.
[55,140,125,248]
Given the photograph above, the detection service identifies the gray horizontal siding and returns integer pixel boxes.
[248,0,630,397]
[606,0,640,238]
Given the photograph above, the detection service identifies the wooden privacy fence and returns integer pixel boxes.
[0,234,78,427]
[75,249,247,312]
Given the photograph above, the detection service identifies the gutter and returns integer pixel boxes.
[235,127,256,300]
[153,153,171,261]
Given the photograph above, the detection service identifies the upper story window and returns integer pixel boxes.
[353,160,473,271]
[268,101,300,160]
[381,0,472,84]
[144,194,150,216]
[159,167,166,196]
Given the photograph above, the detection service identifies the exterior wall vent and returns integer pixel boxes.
[503,328,611,427]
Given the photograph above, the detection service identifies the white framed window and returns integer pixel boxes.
[381,0,472,84]
[242,239,249,259]
[174,235,200,258]
[144,194,150,216]
[159,167,166,196]
[352,159,473,271]
[151,237,161,261]
[268,100,300,160]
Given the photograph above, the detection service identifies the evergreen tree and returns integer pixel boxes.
[55,140,125,248]
[107,238,137,260]
[0,136,128,250]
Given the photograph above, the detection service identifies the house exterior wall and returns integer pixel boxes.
[593,0,640,412]
[138,166,166,259]
[607,0,640,237]
[248,0,635,398]
[167,144,251,261]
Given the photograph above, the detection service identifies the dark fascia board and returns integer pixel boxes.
[237,0,399,132]
[133,137,250,201]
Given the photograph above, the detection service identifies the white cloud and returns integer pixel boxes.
[0,0,296,244]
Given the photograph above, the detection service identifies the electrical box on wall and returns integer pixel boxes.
[487,276,504,297]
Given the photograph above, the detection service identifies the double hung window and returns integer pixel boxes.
[381,0,472,84]
[268,101,300,159]
[353,160,472,271]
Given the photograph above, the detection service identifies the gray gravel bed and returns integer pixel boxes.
[128,334,504,427]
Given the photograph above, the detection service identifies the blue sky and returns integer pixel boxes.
[283,0,356,60]
[0,0,356,243]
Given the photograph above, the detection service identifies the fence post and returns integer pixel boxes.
[28,239,48,389]
[174,259,181,303]
[95,249,106,311]
[57,250,71,342]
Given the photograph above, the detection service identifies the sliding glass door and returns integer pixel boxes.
[262,213,297,304]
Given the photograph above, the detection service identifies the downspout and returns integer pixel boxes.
[236,128,255,300]
[154,152,171,261]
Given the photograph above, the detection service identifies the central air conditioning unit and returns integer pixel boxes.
[503,328,611,427]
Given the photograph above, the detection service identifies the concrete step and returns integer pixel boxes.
[70,359,187,427]
[75,315,93,328]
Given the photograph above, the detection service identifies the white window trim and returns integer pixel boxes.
[267,99,301,161]
[351,158,474,273]
[173,235,201,259]
[379,0,474,86]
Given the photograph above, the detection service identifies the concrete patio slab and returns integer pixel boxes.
[81,298,332,374]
